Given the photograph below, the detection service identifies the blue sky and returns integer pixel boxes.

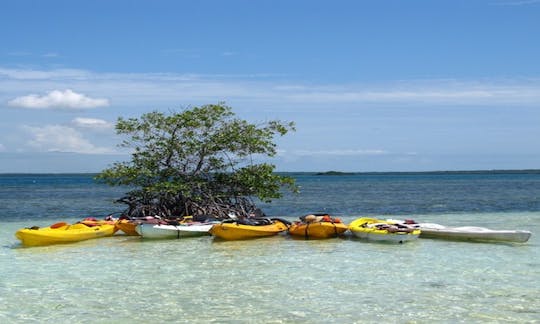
[1,0,539,172]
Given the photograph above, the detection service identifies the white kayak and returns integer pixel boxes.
[137,222,218,239]
[417,223,532,243]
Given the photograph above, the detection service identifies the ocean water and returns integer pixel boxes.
[1,172,539,323]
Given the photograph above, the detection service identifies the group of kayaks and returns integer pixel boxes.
[116,214,348,241]
[15,213,532,247]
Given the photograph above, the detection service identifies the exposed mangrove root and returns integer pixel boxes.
[115,193,262,220]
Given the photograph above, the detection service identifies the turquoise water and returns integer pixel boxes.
[1,173,539,323]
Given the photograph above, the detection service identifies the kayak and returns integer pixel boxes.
[115,219,141,236]
[115,216,217,236]
[209,218,289,240]
[137,222,218,239]
[387,219,532,243]
[15,222,117,247]
[349,217,421,243]
[416,223,532,243]
[288,214,348,239]
[115,216,164,236]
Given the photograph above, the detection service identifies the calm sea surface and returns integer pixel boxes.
[1,172,539,323]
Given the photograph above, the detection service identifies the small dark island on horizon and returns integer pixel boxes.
[315,171,356,176]
[314,169,540,176]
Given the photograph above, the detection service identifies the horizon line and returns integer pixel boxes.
[1,168,540,176]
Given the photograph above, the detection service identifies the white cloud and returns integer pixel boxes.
[0,143,5,152]
[161,48,201,59]
[8,89,109,109]
[7,51,31,57]
[23,125,114,154]
[494,0,540,6]
[280,81,540,106]
[289,149,388,156]
[72,117,114,130]
[0,67,92,80]
[1,67,539,109]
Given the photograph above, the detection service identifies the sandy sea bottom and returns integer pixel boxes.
[1,212,539,323]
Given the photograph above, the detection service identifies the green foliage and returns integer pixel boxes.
[96,103,297,216]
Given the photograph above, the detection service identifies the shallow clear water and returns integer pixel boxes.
[1,173,539,323]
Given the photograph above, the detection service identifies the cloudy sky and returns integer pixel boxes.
[1,0,539,172]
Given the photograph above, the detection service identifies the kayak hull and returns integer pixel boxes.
[137,223,216,239]
[15,223,116,247]
[349,217,420,243]
[209,220,288,240]
[289,222,348,239]
[115,219,141,236]
[418,223,531,243]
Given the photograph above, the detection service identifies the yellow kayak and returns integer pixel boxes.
[289,214,348,239]
[209,218,289,240]
[349,217,421,243]
[15,222,117,247]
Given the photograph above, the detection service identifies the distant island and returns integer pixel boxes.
[312,169,540,176]
[315,171,356,175]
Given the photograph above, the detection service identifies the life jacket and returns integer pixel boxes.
[321,215,332,222]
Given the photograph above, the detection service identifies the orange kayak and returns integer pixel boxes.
[289,221,348,239]
[115,219,141,236]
